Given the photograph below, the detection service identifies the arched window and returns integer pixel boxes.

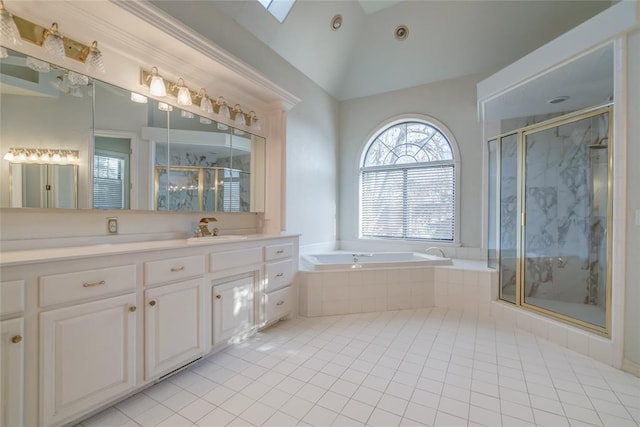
[360,120,456,241]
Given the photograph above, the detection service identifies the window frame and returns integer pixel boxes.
[358,114,461,244]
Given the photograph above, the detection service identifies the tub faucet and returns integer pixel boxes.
[425,247,445,258]
[198,217,218,236]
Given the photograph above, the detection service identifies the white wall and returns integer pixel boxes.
[148,1,340,250]
[623,30,640,373]
[338,73,485,251]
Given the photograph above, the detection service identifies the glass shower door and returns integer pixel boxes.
[522,109,610,329]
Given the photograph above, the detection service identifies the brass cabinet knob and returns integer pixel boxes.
[11,335,22,344]
[215,295,222,299]
[129,306,137,312]
[149,300,156,306]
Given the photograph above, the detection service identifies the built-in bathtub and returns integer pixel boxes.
[301,251,452,271]
[298,251,496,318]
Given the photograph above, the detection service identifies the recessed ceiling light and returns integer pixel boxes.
[548,95,570,104]
[395,25,409,41]
[331,14,342,31]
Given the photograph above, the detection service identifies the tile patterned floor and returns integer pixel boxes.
[79,308,640,426]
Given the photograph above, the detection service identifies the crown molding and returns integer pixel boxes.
[111,0,301,111]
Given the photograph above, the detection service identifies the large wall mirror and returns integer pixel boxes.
[0,48,266,212]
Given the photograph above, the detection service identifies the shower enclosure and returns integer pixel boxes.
[488,106,612,334]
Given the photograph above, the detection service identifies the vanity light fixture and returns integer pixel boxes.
[4,148,79,164]
[42,22,66,60]
[145,66,167,97]
[247,111,261,131]
[158,102,173,112]
[197,88,214,114]
[130,92,148,103]
[232,104,245,126]
[0,0,21,45]
[4,11,106,71]
[67,70,89,86]
[82,41,105,74]
[174,78,192,106]
[26,56,50,72]
[216,96,231,120]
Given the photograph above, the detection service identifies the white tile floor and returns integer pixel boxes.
[79,308,640,427]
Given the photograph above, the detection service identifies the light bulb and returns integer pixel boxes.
[52,152,61,162]
[149,67,166,97]
[26,56,50,73]
[181,110,194,119]
[4,151,14,161]
[84,41,105,74]
[130,92,148,103]
[158,102,172,112]
[0,2,22,45]
[252,117,261,131]
[29,151,38,161]
[175,78,192,106]
[17,151,27,161]
[233,104,245,126]
[42,23,66,60]
[41,152,50,162]
[201,96,213,114]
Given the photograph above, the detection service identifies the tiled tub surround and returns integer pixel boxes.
[299,259,496,317]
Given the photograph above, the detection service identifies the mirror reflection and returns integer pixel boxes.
[0,48,266,213]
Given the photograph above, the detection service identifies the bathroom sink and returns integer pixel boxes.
[187,235,248,244]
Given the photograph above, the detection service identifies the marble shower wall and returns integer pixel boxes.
[524,112,609,307]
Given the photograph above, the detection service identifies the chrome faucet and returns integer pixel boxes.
[198,217,218,236]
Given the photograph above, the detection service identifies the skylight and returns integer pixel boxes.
[257,0,296,23]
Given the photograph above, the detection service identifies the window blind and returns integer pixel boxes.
[361,165,455,241]
[93,154,124,209]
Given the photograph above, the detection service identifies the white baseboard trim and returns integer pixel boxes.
[622,358,640,377]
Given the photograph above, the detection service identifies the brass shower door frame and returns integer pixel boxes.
[491,105,613,336]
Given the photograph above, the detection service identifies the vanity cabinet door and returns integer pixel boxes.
[40,294,136,427]
[212,275,255,346]
[145,278,205,380]
[1,318,23,427]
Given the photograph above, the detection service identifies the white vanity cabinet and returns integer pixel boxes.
[0,279,25,427]
[212,275,255,345]
[40,294,137,427]
[143,255,206,379]
[262,242,296,326]
[144,278,205,379]
[38,265,138,427]
[0,234,298,427]
[209,247,262,347]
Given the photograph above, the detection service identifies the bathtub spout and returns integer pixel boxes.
[425,247,445,258]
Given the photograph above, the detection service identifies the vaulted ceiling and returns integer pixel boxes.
[152,0,611,101]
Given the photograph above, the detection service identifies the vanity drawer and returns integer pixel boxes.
[40,265,136,307]
[265,243,293,262]
[265,259,293,292]
[145,255,205,286]
[0,280,25,317]
[265,286,292,322]
[210,247,262,272]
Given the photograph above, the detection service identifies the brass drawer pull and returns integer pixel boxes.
[215,295,222,299]
[11,335,22,344]
[83,280,106,288]
[149,300,156,307]
[275,273,284,278]
[170,266,185,272]
[129,306,137,312]
[276,250,284,254]
[276,301,285,306]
